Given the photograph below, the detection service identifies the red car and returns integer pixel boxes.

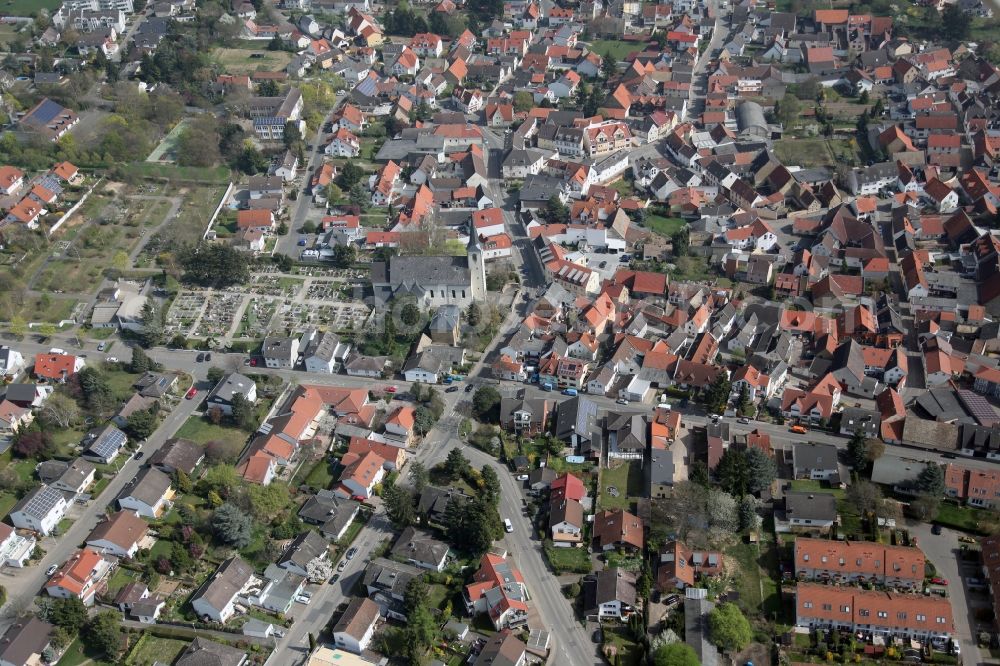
[185,387,198,399]
[385,385,398,393]
[930,577,948,586]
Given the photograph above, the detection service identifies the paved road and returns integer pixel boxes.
[907,520,985,665]
[275,110,334,259]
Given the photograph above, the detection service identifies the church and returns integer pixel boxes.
[371,225,487,308]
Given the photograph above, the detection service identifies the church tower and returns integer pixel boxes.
[468,221,487,301]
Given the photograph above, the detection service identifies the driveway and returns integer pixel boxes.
[907,520,986,664]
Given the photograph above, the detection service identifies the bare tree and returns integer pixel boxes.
[40,393,80,429]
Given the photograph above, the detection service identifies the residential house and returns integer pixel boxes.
[792,442,841,482]
[298,489,360,540]
[779,491,838,533]
[584,568,638,621]
[391,526,450,571]
[82,424,127,465]
[593,509,644,552]
[8,485,68,535]
[116,467,174,518]
[794,537,925,589]
[332,597,381,654]
[86,510,149,559]
[0,522,35,568]
[45,547,116,606]
[277,530,329,578]
[149,438,204,475]
[191,556,255,623]
[464,554,529,630]
[0,618,53,666]
[549,499,584,546]
[657,541,723,591]
[205,373,258,416]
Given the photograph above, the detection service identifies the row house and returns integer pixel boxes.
[794,538,925,589]
[795,583,953,640]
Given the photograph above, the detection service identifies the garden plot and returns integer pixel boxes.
[274,301,371,331]
[193,292,244,338]
[164,291,208,336]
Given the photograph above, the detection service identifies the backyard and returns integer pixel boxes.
[0,0,60,15]
[644,214,686,238]
[174,416,249,452]
[773,137,862,169]
[599,461,643,511]
[589,39,647,62]
[125,634,190,666]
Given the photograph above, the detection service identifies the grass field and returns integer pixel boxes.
[141,184,229,263]
[212,47,294,75]
[589,39,646,62]
[0,23,23,45]
[129,162,231,184]
[58,638,115,666]
[599,461,643,511]
[174,416,249,452]
[0,0,60,15]
[645,214,686,237]
[8,294,77,323]
[773,137,862,168]
[0,492,17,519]
[543,541,591,574]
[935,501,1000,534]
[125,634,189,666]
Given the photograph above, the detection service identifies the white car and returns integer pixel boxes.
[45,564,58,576]
[294,595,311,604]
[516,474,529,481]
[504,519,513,533]
[106,356,118,363]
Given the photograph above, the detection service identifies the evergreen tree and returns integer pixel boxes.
[847,430,868,471]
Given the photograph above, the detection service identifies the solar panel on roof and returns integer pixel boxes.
[958,390,1000,426]
[31,99,65,124]
[23,486,62,518]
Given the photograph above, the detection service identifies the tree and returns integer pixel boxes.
[444,448,469,481]
[78,367,114,414]
[716,449,750,497]
[325,182,343,203]
[201,465,241,498]
[205,439,243,465]
[942,3,970,40]
[774,94,802,128]
[865,439,885,463]
[337,161,365,189]
[236,144,269,175]
[707,489,738,532]
[541,195,569,224]
[178,242,251,288]
[738,495,758,531]
[40,392,79,428]
[408,460,429,493]
[908,494,940,521]
[125,408,158,440]
[513,91,534,112]
[129,345,152,373]
[13,429,55,459]
[745,447,776,495]
[230,392,256,431]
[212,502,253,548]
[258,79,279,97]
[466,302,483,328]
[206,366,226,384]
[689,460,710,487]
[704,372,731,414]
[708,603,752,652]
[653,643,700,666]
[601,51,617,80]
[175,469,193,494]
[138,298,165,348]
[472,385,502,422]
[847,480,883,518]
[670,226,690,257]
[45,597,88,632]
[8,316,26,340]
[384,483,415,527]
[83,612,122,657]
[481,465,501,505]
[248,484,290,520]
[847,430,868,470]
[413,405,435,436]
[176,115,221,167]
[331,244,356,268]
[916,463,945,497]
[349,182,370,211]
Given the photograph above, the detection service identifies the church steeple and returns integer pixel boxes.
[468,219,486,301]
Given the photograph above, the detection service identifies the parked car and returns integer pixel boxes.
[205,353,212,362]
[446,386,459,393]
[931,524,943,535]
[196,353,205,362]
[790,424,808,434]
[959,535,976,543]
[385,386,398,393]
[738,417,750,424]
[516,474,528,481]
[346,547,358,560]
[106,357,118,363]
[185,387,198,399]
[616,398,629,405]
[134,451,144,460]
[504,519,513,533]
[97,342,107,352]
[46,564,58,576]
[930,577,948,585]
[465,384,474,392]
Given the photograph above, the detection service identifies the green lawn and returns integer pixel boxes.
[935,501,1000,535]
[589,39,645,62]
[0,491,18,518]
[603,628,644,666]
[58,638,115,666]
[543,541,591,574]
[0,0,61,16]
[337,516,367,548]
[128,162,231,184]
[125,634,189,666]
[611,179,635,198]
[645,214,686,237]
[303,459,336,490]
[106,567,139,597]
[788,480,844,497]
[174,416,249,451]
[599,461,643,511]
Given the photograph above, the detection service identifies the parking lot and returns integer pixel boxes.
[574,248,629,282]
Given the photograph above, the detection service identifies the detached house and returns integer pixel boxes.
[45,547,116,606]
[8,485,68,535]
[191,556,255,623]
[464,554,529,630]
[593,509,644,552]
[116,467,174,518]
